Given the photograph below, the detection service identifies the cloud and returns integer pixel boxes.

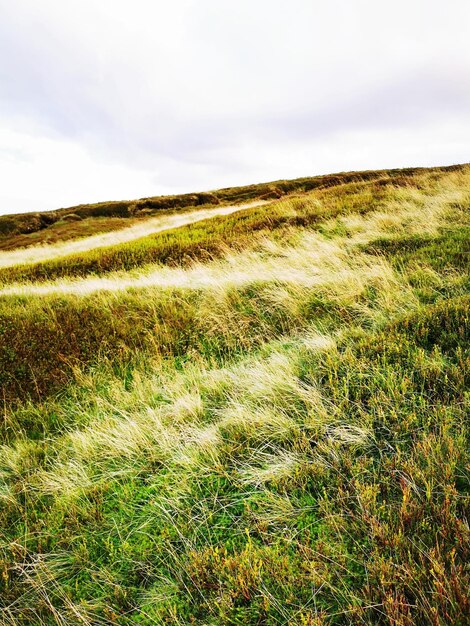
[0,0,469,214]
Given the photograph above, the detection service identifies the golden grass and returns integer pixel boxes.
[0,165,468,625]
[2,167,468,300]
[0,201,265,269]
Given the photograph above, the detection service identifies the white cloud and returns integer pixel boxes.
[0,0,469,214]
[0,124,162,213]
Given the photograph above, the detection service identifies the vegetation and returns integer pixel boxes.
[0,165,458,250]
[0,216,147,251]
[0,164,468,625]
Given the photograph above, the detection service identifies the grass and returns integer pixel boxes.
[0,165,458,250]
[0,166,460,286]
[0,202,266,272]
[0,180,387,283]
[0,216,150,252]
[0,164,468,625]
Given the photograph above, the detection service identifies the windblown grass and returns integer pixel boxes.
[0,165,441,246]
[0,201,265,269]
[0,166,457,286]
[0,164,468,625]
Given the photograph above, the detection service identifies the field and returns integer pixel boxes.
[0,165,469,625]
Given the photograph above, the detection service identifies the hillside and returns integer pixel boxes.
[0,167,455,250]
[0,164,469,625]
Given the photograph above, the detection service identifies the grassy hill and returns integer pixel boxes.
[0,165,469,625]
[0,166,457,250]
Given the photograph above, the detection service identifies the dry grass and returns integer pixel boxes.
[3,170,466,297]
[0,201,265,269]
[0,164,468,625]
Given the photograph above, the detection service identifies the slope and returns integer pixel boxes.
[0,164,468,626]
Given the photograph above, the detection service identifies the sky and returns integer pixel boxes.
[0,0,469,215]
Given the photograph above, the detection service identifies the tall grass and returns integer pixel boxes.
[0,201,266,269]
[0,169,448,285]
[0,164,468,625]
[0,164,445,244]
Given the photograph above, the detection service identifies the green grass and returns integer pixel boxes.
[0,216,148,251]
[0,164,468,625]
[0,164,458,250]
[0,178,393,284]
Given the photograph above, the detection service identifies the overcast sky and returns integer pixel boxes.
[0,0,469,215]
